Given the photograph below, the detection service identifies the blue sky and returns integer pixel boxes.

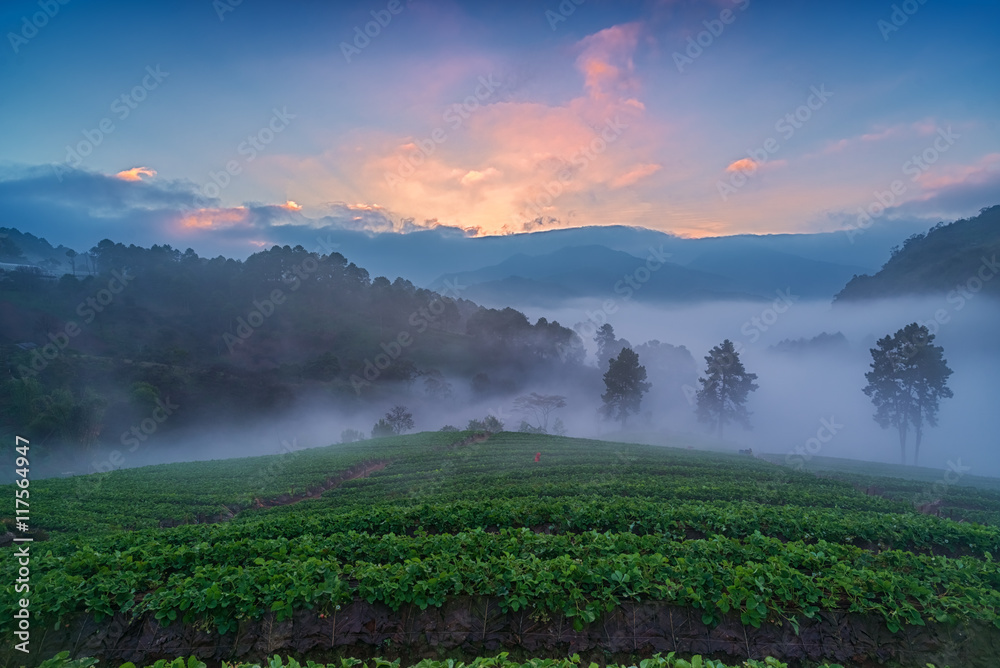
[1,0,998,255]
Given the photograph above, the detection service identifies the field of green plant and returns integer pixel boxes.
[3,432,998,667]
[34,650,847,668]
[758,453,1000,528]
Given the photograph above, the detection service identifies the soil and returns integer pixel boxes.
[16,597,998,668]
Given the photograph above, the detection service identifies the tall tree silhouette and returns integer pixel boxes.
[864,323,953,465]
[601,347,651,428]
[695,339,758,438]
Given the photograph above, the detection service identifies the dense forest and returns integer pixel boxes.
[835,205,1000,301]
[0,239,590,461]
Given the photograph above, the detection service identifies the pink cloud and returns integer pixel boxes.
[612,163,662,188]
[914,152,1000,192]
[823,119,940,154]
[270,22,669,236]
[576,24,642,102]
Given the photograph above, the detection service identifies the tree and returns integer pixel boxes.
[468,415,504,432]
[512,392,566,432]
[517,420,546,434]
[384,405,414,435]
[423,369,453,399]
[600,347,651,428]
[340,428,366,443]
[594,324,631,371]
[371,418,394,438]
[0,237,26,262]
[695,340,758,438]
[863,323,953,465]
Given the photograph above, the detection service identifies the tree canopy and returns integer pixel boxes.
[863,323,953,465]
[695,339,758,438]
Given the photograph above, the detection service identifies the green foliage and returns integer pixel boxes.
[30,653,868,668]
[340,429,366,444]
[468,415,504,432]
[836,204,1000,301]
[372,418,395,438]
[3,432,999,651]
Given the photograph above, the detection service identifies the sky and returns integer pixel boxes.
[1,0,999,254]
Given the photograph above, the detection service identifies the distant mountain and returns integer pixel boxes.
[834,206,1000,301]
[431,245,757,306]
[431,242,868,307]
[274,217,926,289]
[685,247,866,299]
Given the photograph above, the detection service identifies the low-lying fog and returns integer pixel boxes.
[524,294,1000,477]
[45,293,1000,482]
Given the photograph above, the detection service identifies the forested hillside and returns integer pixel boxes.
[0,239,585,457]
[835,206,1000,301]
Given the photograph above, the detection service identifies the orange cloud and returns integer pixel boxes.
[726,158,758,173]
[262,23,673,236]
[280,200,302,211]
[115,166,156,182]
[460,167,501,186]
[178,207,249,230]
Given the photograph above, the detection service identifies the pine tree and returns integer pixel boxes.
[600,347,651,428]
[695,339,758,438]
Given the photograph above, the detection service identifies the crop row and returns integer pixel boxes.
[8,432,931,535]
[5,530,999,636]
[53,495,998,560]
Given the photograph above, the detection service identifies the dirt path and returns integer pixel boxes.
[158,460,394,527]
[249,459,392,511]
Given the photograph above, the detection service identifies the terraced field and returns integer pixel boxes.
[3,432,999,668]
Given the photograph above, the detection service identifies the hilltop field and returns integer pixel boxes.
[3,432,1000,668]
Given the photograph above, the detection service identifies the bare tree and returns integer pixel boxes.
[385,405,415,435]
[512,392,566,432]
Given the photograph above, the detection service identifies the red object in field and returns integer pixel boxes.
[534,452,541,462]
